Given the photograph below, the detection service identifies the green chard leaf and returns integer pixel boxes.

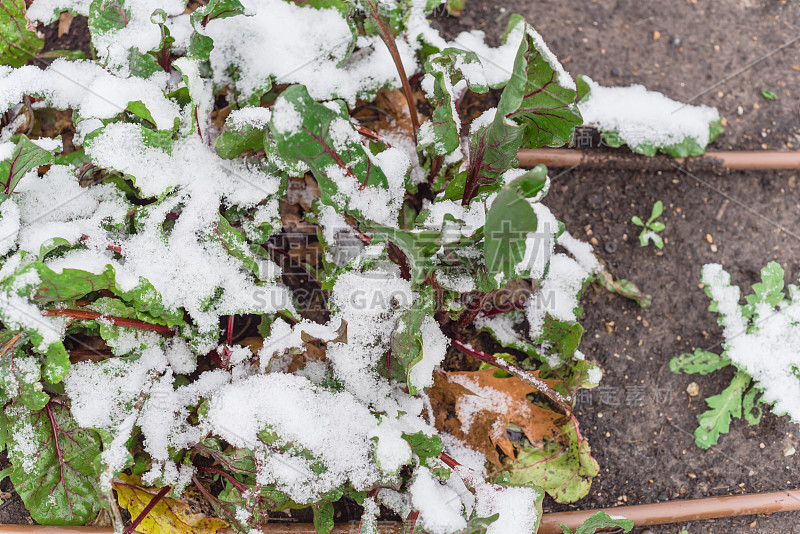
[88,0,129,36]
[188,0,246,62]
[694,371,750,449]
[419,49,489,156]
[0,0,44,68]
[270,85,394,219]
[5,401,104,525]
[0,344,49,411]
[0,135,56,198]
[401,431,443,462]
[384,287,437,394]
[463,23,579,203]
[483,167,546,284]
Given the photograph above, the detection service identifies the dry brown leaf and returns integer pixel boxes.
[114,474,228,534]
[428,369,564,466]
[58,12,74,38]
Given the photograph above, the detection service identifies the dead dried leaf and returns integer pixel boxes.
[428,369,564,465]
[58,12,74,38]
[114,474,228,534]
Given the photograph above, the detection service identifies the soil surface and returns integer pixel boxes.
[437,0,800,532]
[3,0,799,532]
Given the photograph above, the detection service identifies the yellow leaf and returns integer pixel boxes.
[114,474,228,534]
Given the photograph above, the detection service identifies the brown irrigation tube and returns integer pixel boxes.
[517,148,800,170]
[1,489,799,533]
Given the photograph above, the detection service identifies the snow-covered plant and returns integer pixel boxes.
[631,200,665,249]
[671,262,799,449]
[576,75,723,157]
[0,0,624,532]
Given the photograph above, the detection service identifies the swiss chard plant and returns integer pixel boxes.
[0,0,648,532]
[671,262,798,449]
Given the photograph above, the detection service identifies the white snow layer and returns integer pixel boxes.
[579,75,719,148]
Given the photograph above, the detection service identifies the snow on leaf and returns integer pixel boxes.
[419,49,489,157]
[483,168,545,284]
[577,74,722,157]
[503,27,581,149]
[0,0,44,68]
[427,369,563,466]
[5,400,104,525]
[114,473,229,534]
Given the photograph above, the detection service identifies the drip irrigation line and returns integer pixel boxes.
[2,489,798,533]
[517,148,800,171]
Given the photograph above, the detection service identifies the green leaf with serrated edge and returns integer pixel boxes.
[694,371,750,449]
[270,86,393,215]
[742,386,763,426]
[505,28,581,149]
[401,431,443,462]
[746,261,785,310]
[5,401,103,525]
[0,0,43,67]
[0,135,56,197]
[594,270,652,309]
[670,349,730,375]
[560,511,634,534]
[419,49,489,156]
[483,172,542,284]
[502,421,598,503]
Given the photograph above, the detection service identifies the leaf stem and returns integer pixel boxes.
[122,484,170,534]
[363,0,419,142]
[449,337,573,413]
[41,309,174,335]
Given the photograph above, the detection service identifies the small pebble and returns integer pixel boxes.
[653,30,661,40]
[671,35,681,47]
[785,446,796,457]
[686,382,699,396]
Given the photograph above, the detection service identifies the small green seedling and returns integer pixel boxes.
[761,89,778,100]
[632,200,665,249]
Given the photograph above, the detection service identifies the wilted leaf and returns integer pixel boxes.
[503,420,598,503]
[427,369,563,465]
[595,269,652,309]
[114,473,228,534]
